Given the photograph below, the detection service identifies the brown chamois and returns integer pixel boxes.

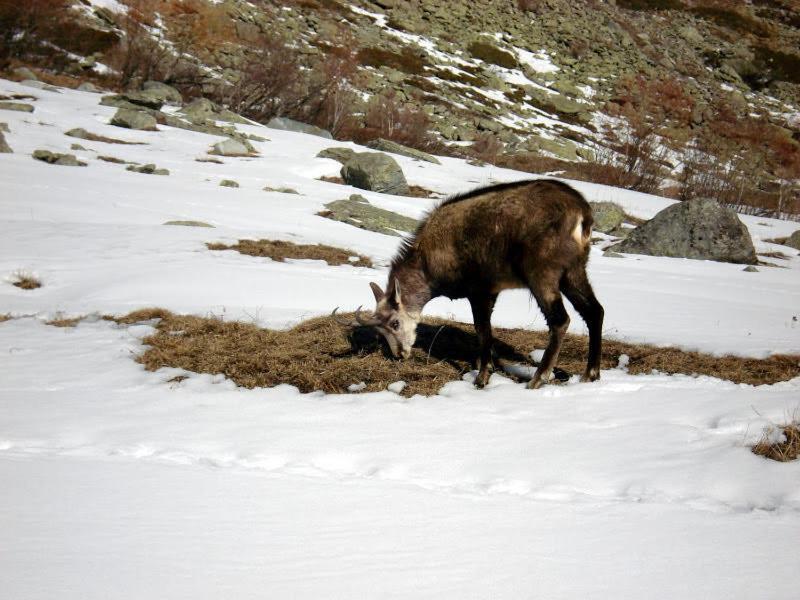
[339,179,604,389]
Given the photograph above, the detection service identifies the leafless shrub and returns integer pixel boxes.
[10,271,41,290]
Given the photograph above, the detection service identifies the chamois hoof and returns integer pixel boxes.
[474,372,490,389]
[580,368,600,383]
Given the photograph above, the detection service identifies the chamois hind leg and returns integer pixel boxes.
[527,278,570,390]
[560,265,604,382]
[469,293,498,388]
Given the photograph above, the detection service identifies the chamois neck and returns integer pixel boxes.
[390,262,431,315]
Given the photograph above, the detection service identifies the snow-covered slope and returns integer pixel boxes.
[1,79,799,599]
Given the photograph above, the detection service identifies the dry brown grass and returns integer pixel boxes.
[45,315,84,327]
[0,314,10,323]
[752,423,800,462]
[113,310,800,397]
[206,239,373,268]
[11,272,41,290]
[319,175,345,185]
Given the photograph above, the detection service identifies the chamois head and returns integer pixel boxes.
[333,279,419,359]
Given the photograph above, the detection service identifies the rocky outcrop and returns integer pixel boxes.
[126,163,169,175]
[317,147,357,164]
[101,91,163,111]
[142,81,183,105]
[614,198,757,264]
[320,194,418,236]
[590,202,626,234]
[340,152,409,196]
[0,131,11,153]
[32,150,87,166]
[0,102,34,113]
[111,108,158,131]
[784,230,800,251]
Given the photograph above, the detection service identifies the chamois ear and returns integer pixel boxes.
[393,278,402,307]
[369,282,384,303]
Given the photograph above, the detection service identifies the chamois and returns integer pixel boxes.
[338,179,604,389]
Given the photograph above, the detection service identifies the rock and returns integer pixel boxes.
[317,147,356,164]
[13,67,37,80]
[32,149,86,166]
[784,230,800,251]
[163,220,214,227]
[0,102,35,113]
[0,122,8,133]
[142,81,183,105]
[126,163,169,175]
[590,202,626,234]
[341,152,410,196]
[70,143,87,151]
[162,114,235,137]
[101,91,163,111]
[263,186,299,194]
[0,131,11,153]
[77,82,100,93]
[209,137,256,156]
[266,116,333,139]
[366,138,441,164]
[219,179,240,188]
[181,98,217,122]
[603,250,624,258]
[614,198,757,264]
[320,194,419,236]
[110,108,158,131]
[21,80,60,92]
[742,265,759,272]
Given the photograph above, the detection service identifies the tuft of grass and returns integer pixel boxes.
[117,310,800,397]
[0,314,10,323]
[46,315,84,328]
[753,423,800,462]
[206,239,373,268]
[319,175,345,185]
[11,272,41,290]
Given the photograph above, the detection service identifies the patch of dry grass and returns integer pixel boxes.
[114,310,800,397]
[206,239,373,268]
[11,272,41,290]
[0,314,10,323]
[319,175,345,185]
[45,315,85,327]
[753,423,800,462]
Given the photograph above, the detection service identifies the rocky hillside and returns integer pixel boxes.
[3,0,800,215]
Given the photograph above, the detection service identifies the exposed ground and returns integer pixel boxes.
[206,239,373,268]
[753,423,800,462]
[108,309,800,398]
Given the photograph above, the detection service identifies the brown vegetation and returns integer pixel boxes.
[46,315,84,327]
[114,310,800,397]
[752,423,800,462]
[206,239,373,268]
[11,272,41,290]
[0,314,10,323]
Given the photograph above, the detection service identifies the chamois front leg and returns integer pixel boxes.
[560,266,604,382]
[469,293,497,388]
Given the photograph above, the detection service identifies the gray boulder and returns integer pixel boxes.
[590,202,626,234]
[0,131,11,153]
[142,81,183,105]
[32,150,87,167]
[267,116,332,139]
[317,147,356,164]
[0,102,34,113]
[209,137,256,156]
[111,108,157,131]
[0,122,8,132]
[126,163,169,175]
[182,98,217,122]
[77,82,100,93]
[21,80,60,92]
[219,179,240,188]
[101,91,163,111]
[13,67,37,80]
[341,152,410,196]
[614,198,757,264]
[366,138,441,164]
[320,194,419,236]
[784,230,800,251]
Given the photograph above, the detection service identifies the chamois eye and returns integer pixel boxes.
[389,319,400,331]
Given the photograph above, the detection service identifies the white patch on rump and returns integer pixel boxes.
[572,217,584,244]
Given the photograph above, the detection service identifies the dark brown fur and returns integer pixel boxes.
[384,179,603,388]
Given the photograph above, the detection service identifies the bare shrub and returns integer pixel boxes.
[0,0,71,67]
[351,89,440,153]
[470,132,505,165]
[10,271,41,290]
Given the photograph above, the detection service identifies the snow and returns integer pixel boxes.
[1,78,799,599]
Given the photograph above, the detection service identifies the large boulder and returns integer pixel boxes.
[366,138,441,164]
[142,81,183,105]
[614,198,757,264]
[320,194,418,236]
[341,152,410,196]
[317,147,356,164]
[101,91,163,111]
[110,108,157,131]
[209,137,256,156]
[784,230,800,251]
[0,102,34,113]
[267,116,333,139]
[590,202,626,234]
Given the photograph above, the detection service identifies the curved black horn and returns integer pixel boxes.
[354,306,381,326]
[331,307,356,326]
